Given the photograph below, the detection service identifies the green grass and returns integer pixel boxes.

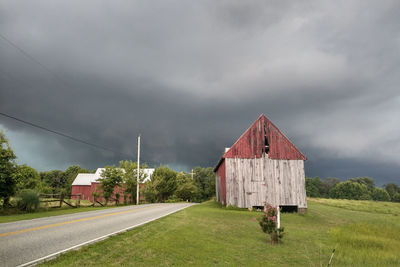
[0,203,128,223]
[41,198,400,266]
[311,198,400,215]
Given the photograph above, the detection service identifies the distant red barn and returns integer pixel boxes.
[214,114,307,212]
[71,168,154,203]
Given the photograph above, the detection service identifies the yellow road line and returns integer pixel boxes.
[0,205,160,238]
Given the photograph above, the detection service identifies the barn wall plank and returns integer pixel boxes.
[225,157,307,209]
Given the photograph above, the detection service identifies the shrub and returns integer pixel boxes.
[393,193,400,202]
[259,204,284,244]
[372,188,391,201]
[92,191,100,202]
[175,181,198,202]
[165,195,183,203]
[330,181,372,200]
[17,189,40,212]
[115,193,120,205]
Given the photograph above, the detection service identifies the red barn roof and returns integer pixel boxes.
[214,114,306,171]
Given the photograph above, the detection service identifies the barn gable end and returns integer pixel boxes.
[215,114,307,211]
[224,114,306,160]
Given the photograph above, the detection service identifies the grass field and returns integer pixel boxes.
[41,198,400,266]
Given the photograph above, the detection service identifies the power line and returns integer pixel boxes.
[0,33,135,159]
[0,33,135,158]
[0,111,134,158]
[0,32,69,86]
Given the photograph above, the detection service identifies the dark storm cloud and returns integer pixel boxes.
[1,0,399,184]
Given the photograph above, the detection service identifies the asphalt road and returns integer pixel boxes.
[0,203,195,267]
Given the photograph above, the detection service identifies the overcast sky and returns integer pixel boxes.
[1,1,399,185]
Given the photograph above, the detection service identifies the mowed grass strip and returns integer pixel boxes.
[0,204,124,223]
[42,199,400,266]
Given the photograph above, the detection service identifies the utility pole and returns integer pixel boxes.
[190,169,194,180]
[136,135,140,205]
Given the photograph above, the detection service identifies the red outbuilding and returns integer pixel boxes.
[71,168,154,203]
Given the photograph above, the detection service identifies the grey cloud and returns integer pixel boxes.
[1,0,400,184]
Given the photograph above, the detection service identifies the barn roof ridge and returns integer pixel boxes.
[222,114,265,157]
[262,115,307,160]
[214,114,265,172]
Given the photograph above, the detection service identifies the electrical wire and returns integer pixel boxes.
[0,32,68,86]
[0,33,135,159]
[0,111,134,158]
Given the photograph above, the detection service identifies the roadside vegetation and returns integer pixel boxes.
[42,198,400,266]
[1,131,215,217]
[142,165,215,203]
[0,204,117,223]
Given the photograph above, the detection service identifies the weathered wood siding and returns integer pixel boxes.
[224,114,306,160]
[225,156,307,209]
[215,173,221,203]
[216,160,226,205]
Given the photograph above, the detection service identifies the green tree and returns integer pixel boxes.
[330,181,372,200]
[392,193,400,202]
[305,177,322,197]
[143,180,158,203]
[143,166,177,202]
[0,131,17,208]
[63,165,90,195]
[176,171,190,185]
[322,177,341,197]
[349,177,375,192]
[119,160,148,204]
[98,166,124,205]
[174,172,198,202]
[372,188,391,202]
[40,170,65,193]
[384,183,400,202]
[193,166,215,201]
[305,177,341,198]
[14,164,41,192]
[175,181,198,202]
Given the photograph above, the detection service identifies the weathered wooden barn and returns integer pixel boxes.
[214,114,307,212]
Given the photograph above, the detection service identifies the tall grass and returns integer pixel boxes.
[17,189,40,212]
[311,198,400,215]
[331,223,400,266]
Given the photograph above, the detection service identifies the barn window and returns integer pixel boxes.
[279,205,298,213]
[264,136,270,154]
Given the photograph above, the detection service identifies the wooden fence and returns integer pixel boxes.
[39,193,82,208]
[39,193,107,208]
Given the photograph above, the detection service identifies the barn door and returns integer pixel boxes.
[246,181,261,207]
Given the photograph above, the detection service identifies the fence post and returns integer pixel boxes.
[59,193,64,208]
[77,194,81,208]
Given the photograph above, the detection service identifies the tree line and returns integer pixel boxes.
[306,176,400,202]
[98,164,215,204]
[0,131,215,209]
[0,131,94,208]
[142,166,215,203]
